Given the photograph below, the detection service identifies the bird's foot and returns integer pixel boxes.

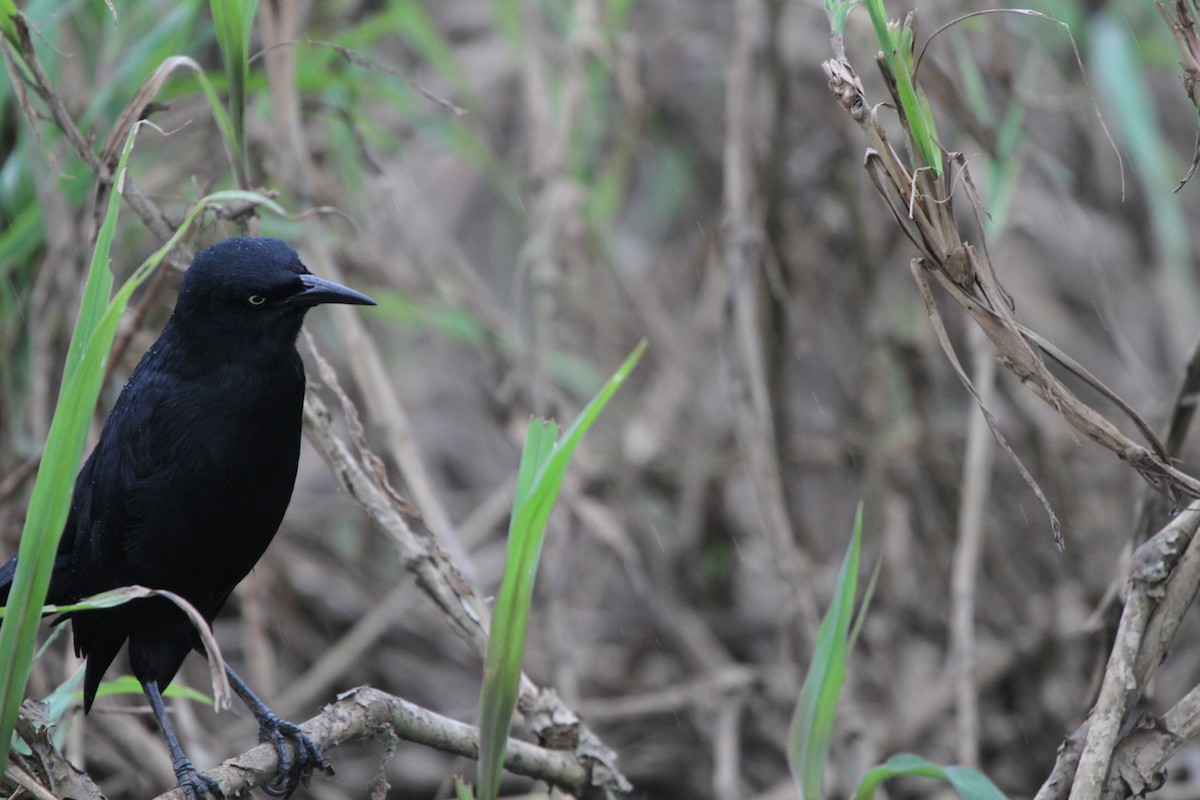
[172,759,225,800]
[257,712,331,799]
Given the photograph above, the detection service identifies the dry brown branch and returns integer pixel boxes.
[824,53,1200,547]
[12,703,103,800]
[1104,681,1200,798]
[825,29,1200,796]
[149,687,595,800]
[1069,573,1155,799]
[909,257,1061,542]
[950,325,996,767]
[577,666,758,722]
[251,38,468,117]
[1157,0,1200,188]
[5,12,181,244]
[1035,504,1200,800]
[712,697,743,800]
[6,15,101,175]
[723,0,820,638]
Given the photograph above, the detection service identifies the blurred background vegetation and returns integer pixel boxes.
[3,0,1200,797]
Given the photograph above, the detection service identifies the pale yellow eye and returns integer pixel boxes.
[248,295,266,306]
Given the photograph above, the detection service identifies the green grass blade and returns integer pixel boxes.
[788,504,864,800]
[825,0,860,39]
[863,0,891,60]
[454,777,477,800]
[475,418,557,800]
[475,341,646,800]
[862,1,941,174]
[854,753,1008,800]
[91,675,211,704]
[0,121,142,776]
[848,553,882,651]
[0,0,17,48]
[889,22,941,174]
[210,0,257,186]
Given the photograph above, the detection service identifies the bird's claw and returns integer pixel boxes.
[257,713,330,799]
[174,762,225,800]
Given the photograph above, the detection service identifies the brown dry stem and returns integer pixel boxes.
[1034,504,1200,800]
[824,56,1196,550]
[1158,0,1200,189]
[827,29,1200,800]
[724,0,821,638]
[150,687,595,800]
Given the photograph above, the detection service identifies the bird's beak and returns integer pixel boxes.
[291,274,376,307]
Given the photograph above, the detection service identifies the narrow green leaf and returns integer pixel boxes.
[210,0,257,186]
[848,553,883,651]
[863,0,891,55]
[824,0,861,37]
[0,121,143,776]
[90,675,211,705]
[454,777,477,800]
[476,341,646,800]
[889,20,941,174]
[788,505,864,800]
[0,0,18,48]
[862,1,941,175]
[854,753,1008,800]
[514,420,559,509]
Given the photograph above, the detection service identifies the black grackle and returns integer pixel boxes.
[0,237,375,799]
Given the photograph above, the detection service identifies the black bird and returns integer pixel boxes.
[0,237,375,799]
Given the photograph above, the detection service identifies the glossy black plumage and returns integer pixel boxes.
[0,237,375,799]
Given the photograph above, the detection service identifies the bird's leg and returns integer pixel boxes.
[143,680,225,800]
[224,663,330,799]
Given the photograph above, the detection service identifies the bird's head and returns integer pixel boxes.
[171,237,375,343]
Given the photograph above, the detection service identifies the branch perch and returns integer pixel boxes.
[151,687,592,799]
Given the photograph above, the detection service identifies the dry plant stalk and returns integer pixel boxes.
[825,19,1200,800]
[822,54,1196,548]
[1158,0,1200,188]
[134,687,593,800]
[1035,503,1200,800]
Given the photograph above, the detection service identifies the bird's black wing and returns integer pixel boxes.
[64,352,186,710]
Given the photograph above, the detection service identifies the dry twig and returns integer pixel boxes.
[1035,504,1200,800]
[823,55,1193,546]
[1157,0,1200,188]
[150,687,594,799]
